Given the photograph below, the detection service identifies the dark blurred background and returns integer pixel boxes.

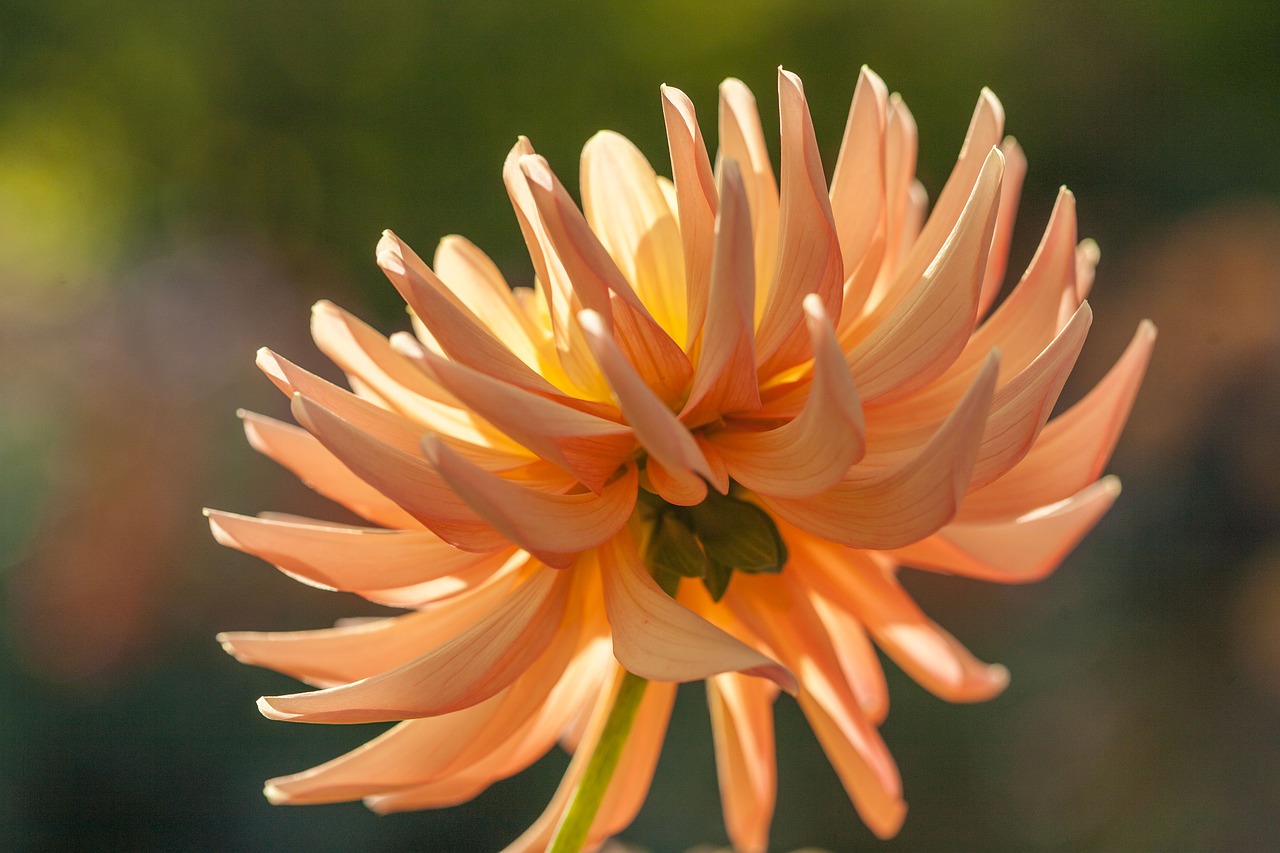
[2,1,1278,851]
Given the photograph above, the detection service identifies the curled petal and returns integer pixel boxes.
[646,454,709,507]
[424,436,638,568]
[754,69,845,377]
[846,147,1004,402]
[239,411,420,530]
[681,158,760,425]
[708,672,777,853]
[959,321,1155,520]
[578,308,713,491]
[712,295,864,499]
[661,84,718,346]
[205,510,514,594]
[879,93,920,283]
[830,66,888,279]
[762,355,998,550]
[257,567,570,724]
[896,476,1122,582]
[290,395,506,551]
[718,78,779,321]
[598,530,796,692]
[977,136,1028,318]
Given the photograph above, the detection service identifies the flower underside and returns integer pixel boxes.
[211,65,1154,852]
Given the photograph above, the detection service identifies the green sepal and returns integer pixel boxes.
[688,492,788,575]
[647,513,707,579]
[701,558,734,602]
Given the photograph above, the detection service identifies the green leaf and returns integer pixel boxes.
[688,492,788,575]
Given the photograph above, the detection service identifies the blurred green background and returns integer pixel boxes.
[3,1,1279,850]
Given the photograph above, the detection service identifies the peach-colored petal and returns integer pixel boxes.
[661,84,718,347]
[412,344,634,492]
[645,454,709,507]
[877,93,920,285]
[805,589,889,724]
[433,234,545,370]
[754,69,845,378]
[762,354,998,550]
[290,394,507,551]
[895,476,1121,582]
[377,230,565,397]
[423,436,638,568]
[206,510,515,594]
[681,158,760,426]
[257,566,570,724]
[708,671,777,853]
[519,152,693,405]
[976,137,1028,318]
[958,321,1155,520]
[718,78,780,324]
[830,66,888,280]
[711,295,864,499]
[844,147,1004,402]
[219,567,524,688]
[239,410,421,530]
[581,131,687,344]
[578,308,713,494]
[598,529,796,692]
[796,542,1009,702]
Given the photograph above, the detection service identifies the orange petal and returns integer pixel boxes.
[645,454,709,507]
[581,130,687,344]
[958,321,1155,520]
[681,158,761,426]
[519,152,693,405]
[257,567,570,723]
[424,435,638,568]
[796,542,1009,702]
[829,66,888,279]
[845,147,1004,402]
[763,354,997,549]
[219,567,524,688]
[805,589,889,724]
[754,69,844,378]
[577,308,713,493]
[661,84,718,347]
[718,77,780,324]
[290,394,508,552]
[878,93,920,284]
[413,344,634,492]
[206,509,514,594]
[976,136,1028,318]
[377,230,563,397]
[711,295,864,498]
[598,529,796,692]
[896,476,1121,582]
[708,672,777,853]
[239,410,421,530]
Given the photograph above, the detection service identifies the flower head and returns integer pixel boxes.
[212,66,1153,851]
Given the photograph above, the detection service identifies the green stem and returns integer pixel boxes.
[547,670,649,853]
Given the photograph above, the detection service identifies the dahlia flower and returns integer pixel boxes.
[212,66,1153,851]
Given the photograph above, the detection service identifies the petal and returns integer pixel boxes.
[577,308,713,492]
[645,454,709,507]
[958,321,1155,520]
[844,147,1005,402]
[598,529,796,692]
[681,158,761,426]
[805,589,889,724]
[661,84,718,347]
[205,509,514,594]
[718,77,780,324]
[795,542,1009,702]
[977,136,1028,318]
[257,567,570,723]
[711,295,864,499]
[519,152,694,405]
[219,567,524,688]
[377,230,564,397]
[708,672,777,853]
[423,435,638,568]
[413,344,635,492]
[290,394,508,551]
[754,69,844,378]
[829,66,888,278]
[239,410,420,530]
[581,130,687,344]
[878,93,920,283]
[761,354,998,550]
[897,476,1122,582]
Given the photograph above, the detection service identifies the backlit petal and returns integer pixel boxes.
[661,84,718,347]
[708,672,777,853]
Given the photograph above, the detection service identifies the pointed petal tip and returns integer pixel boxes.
[517,153,555,190]
[1138,319,1158,342]
[263,784,289,806]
